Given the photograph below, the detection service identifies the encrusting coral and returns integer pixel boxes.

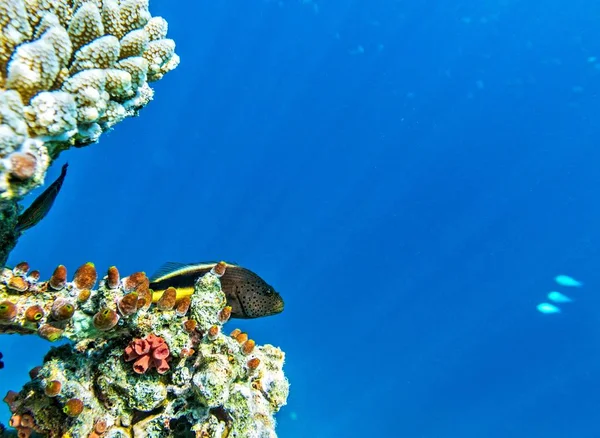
[0,261,289,437]
[0,0,180,202]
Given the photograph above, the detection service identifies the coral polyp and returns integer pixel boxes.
[73,262,97,290]
[0,261,288,437]
[92,307,120,331]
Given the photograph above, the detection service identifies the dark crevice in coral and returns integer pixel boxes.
[131,406,164,425]
[209,405,233,438]
[209,405,232,424]
[93,374,114,410]
[169,417,194,437]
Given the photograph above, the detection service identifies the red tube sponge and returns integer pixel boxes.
[124,334,171,375]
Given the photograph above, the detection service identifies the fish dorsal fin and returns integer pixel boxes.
[150,262,194,282]
[150,261,220,283]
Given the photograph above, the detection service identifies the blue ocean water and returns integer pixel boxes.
[3,0,600,436]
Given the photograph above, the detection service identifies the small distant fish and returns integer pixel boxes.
[150,262,284,319]
[0,351,3,369]
[547,291,572,303]
[16,163,68,233]
[537,302,561,314]
[554,275,582,288]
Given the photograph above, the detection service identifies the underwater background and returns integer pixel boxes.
[3,0,600,436]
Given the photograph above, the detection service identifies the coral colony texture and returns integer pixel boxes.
[0,0,181,265]
[0,261,289,437]
[0,0,180,201]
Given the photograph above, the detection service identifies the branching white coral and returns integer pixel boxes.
[0,0,180,201]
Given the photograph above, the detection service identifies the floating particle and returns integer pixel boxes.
[548,291,572,303]
[537,303,561,314]
[554,275,582,287]
[348,45,364,55]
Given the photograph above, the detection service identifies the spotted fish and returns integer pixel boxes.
[16,163,68,233]
[149,262,284,319]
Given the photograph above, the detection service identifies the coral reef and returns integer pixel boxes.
[0,0,180,202]
[0,262,289,437]
[0,2,288,436]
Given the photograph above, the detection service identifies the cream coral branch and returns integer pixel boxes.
[0,0,180,201]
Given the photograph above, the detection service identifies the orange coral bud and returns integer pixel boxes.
[7,276,28,293]
[107,266,120,289]
[94,418,108,433]
[136,297,147,309]
[49,265,67,290]
[38,324,64,342]
[93,308,120,331]
[157,287,177,311]
[0,301,17,322]
[124,272,151,310]
[175,297,191,316]
[118,292,139,316]
[242,339,255,355]
[17,427,32,438]
[77,289,91,303]
[247,358,260,370]
[51,298,75,321]
[25,305,44,323]
[9,153,36,180]
[9,413,21,427]
[208,325,219,340]
[138,288,152,310]
[211,261,227,277]
[230,328,241,338]
[28,366,42,380]
[235,332,248,344]
[28,270,40,282]
[124,272,147,291]
[183,319,197,333]
[14,262,29,275]
[63,398,84,417]
[218,306,232,323]
[73,262,97,290]
[44,380,62,397]
[3,390,18,405]
[19,413,34,428]
[180,348,195,357]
